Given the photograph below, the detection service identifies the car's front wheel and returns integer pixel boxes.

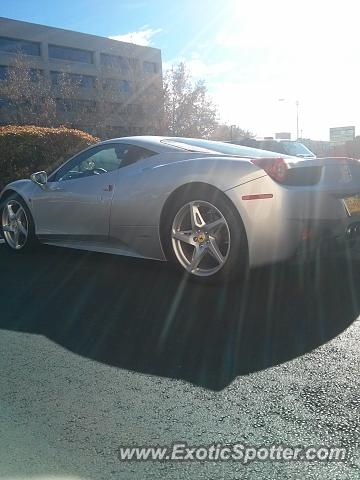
[1,195,37,252]
[164,190,248,283]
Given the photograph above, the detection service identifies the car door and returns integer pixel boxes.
[32,144,126,240]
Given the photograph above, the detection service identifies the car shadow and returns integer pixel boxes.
[0,244,359,390]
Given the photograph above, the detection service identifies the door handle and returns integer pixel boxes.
[103,185,114,192]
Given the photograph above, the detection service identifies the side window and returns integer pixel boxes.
[56,145,123,182]
[54,144,156,182]
[77,147,120,172]
[121,145,156,166]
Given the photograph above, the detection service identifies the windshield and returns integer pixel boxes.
[162,137,289,157]
[280,141,314,156]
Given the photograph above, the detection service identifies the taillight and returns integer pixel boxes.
[251,157,288,183]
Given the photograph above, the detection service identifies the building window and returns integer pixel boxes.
[56,98,69,113]
[0,36,41,56]
[100,53,129,71]
[130,126,144,135]
[76,99,97,113]
[0,97,11,108]
[0,65,42,82]
[0,65,8,80]
[104,102,143,115]
[121,80,130,93]
[56,98,97,113]
[50,71,60,85]
[129,58,139,69]
[104,102,115,114]
[29,68,43,82]
[50,71,95,88]
[104,78,131,93]
[143,61,157,74]
[104,126,127,138]
[49,45,94,64]
[131,104,144,114]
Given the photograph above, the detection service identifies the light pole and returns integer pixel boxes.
[278,99,300,139]
[230,124,236,142]
[296,100,299,140]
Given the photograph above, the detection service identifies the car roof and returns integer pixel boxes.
[99,136,179,154]
[99,136,294,158]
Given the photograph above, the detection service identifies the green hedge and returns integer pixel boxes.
[0,125,99,190]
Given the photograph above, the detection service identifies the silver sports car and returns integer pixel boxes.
[1,136,360,282]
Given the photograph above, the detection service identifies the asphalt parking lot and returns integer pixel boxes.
[0,242,360,479]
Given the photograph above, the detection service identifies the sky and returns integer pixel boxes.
[1,0,360,140]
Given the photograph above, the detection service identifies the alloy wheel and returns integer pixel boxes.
[171,200,231,277]
[2,200,29,250]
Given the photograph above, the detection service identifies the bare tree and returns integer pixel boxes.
[52,71,83,127]
[162,62,217,138]
[210,124,255,142]
[93,58,163,138]
[1,53,56,126]
[0,53,163,137]
[0,53,92,129]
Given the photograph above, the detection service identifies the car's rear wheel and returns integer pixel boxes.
[164,190,248,283]
[1,195,37,252]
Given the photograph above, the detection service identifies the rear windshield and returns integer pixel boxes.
[161,137,288,158]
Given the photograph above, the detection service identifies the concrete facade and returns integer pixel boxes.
[0,17,162,137]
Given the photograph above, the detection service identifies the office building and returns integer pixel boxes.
[0,17,162,137]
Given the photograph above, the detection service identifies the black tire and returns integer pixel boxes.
[0,193,38,253]
[162,186,248,284]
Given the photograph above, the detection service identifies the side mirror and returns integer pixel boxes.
[30,171,48,188]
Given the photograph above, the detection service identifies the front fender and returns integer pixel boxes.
[0,180,37,213]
